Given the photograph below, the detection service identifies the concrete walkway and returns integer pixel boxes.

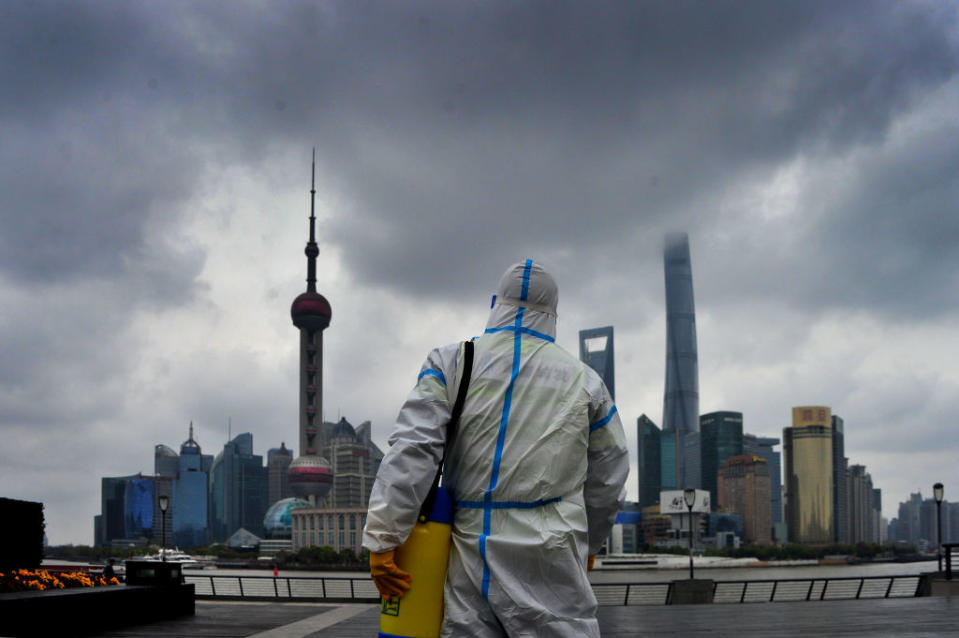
[95,596,959,637]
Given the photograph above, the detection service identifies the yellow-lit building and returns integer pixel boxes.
[784,406,834,544]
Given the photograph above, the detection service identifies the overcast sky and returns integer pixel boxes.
[2,1,958,546]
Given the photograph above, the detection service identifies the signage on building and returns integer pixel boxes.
[660,489,710,514]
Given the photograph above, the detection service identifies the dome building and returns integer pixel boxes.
[263,497,311,539]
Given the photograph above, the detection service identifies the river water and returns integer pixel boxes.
[197,559,938,584]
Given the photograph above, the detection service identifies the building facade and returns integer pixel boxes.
[314,418,382,509]
[210,432,269,540]
[173,425,212,548]
[783,406,834,544]
[268,443,294,506]
[700,411,744,510]
[97,474,156,547]
[637,414,662,507]
[579,326,615,400]
[288,418,383,553]
[660,427,679,491]
[831,415,849,545]
[718,454,772,544]
[291,507,369,555]
[662,232,700,489]
[744,434,782,526]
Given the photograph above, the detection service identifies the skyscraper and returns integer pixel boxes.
[97,474,155,547]
[847,464,874,543]
[744,434,783,532]
[783,406,834,544]
[210,432,269,540]
[718,454,772,544]
[268,443,294,506]
[662,232,699,489]
[154,445,178,478]
[831,415,849,544]
[637,414,661,507]
[579,326,615,399]
[700,411,744,510]
[173,423,212,547]
[288,152,335,504]
[660,428,679,491]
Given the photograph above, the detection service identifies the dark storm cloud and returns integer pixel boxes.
[271,0,957,306]
[2,0,958,541]
[8,1,954,307]
[0,3,206,297]
[7,1,956,305]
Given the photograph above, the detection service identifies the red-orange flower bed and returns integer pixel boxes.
[0,569,120,594]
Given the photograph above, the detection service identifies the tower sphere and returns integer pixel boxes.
[291,291,332,331]
[288,453,334,500]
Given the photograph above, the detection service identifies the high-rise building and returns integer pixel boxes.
[660,428,679,491]
[288,152,335,504]
[718,454,772,544]
[897,492,923,546]
[579,326,615,399]
[97,474,156,547]
[873,488,883,543]
[210,432,269,540]
[637,414,662,507]
[268,442,294,506]
[783,406,834,544]
[847,465,875,543]
[662,232,699,489]
[290,418,384,552]
[683,431,702,494]
[744,435,782,526]
[155,445,179,478]
[831,415,849,544]
[322,418,381,508]
[173,423,212,547]
[700,411,744,510]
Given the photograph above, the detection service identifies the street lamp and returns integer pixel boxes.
[158,494,169,562]
[684,488,696,580]
[934,483,944,573]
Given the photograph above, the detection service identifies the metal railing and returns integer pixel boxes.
[187,573,924,605]
[711,575,923,603]
[187,574,380,603]
[944,543,958,580]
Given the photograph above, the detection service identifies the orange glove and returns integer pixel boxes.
[370,550,412,599]
[587,555,596,571]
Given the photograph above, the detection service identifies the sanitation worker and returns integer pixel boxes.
[363,259,629,638]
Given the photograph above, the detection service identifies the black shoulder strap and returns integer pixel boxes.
[418,340,474,522]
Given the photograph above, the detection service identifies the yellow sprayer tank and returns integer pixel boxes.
[378,486,453,638]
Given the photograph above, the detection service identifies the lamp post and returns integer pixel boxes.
[158,494,169,562]
[934,483,944,573]
[684,488,696,580]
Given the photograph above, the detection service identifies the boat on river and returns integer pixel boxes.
[145,548,202,567]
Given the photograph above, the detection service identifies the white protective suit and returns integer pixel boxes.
[363,259,629,637]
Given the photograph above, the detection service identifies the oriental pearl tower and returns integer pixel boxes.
[287,151,334,504]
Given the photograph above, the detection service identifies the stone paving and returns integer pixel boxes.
[92,595,959,637]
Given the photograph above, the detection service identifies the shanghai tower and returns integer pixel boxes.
[662,232,699,490]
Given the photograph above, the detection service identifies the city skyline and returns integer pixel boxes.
[3,2,958,545]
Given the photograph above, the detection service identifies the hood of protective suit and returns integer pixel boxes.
[485,260,558,338]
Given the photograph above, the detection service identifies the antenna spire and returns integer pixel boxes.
[310,147,316,242]
[305,148,319,293]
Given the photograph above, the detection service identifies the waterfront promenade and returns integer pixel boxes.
[95,595,958,637]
